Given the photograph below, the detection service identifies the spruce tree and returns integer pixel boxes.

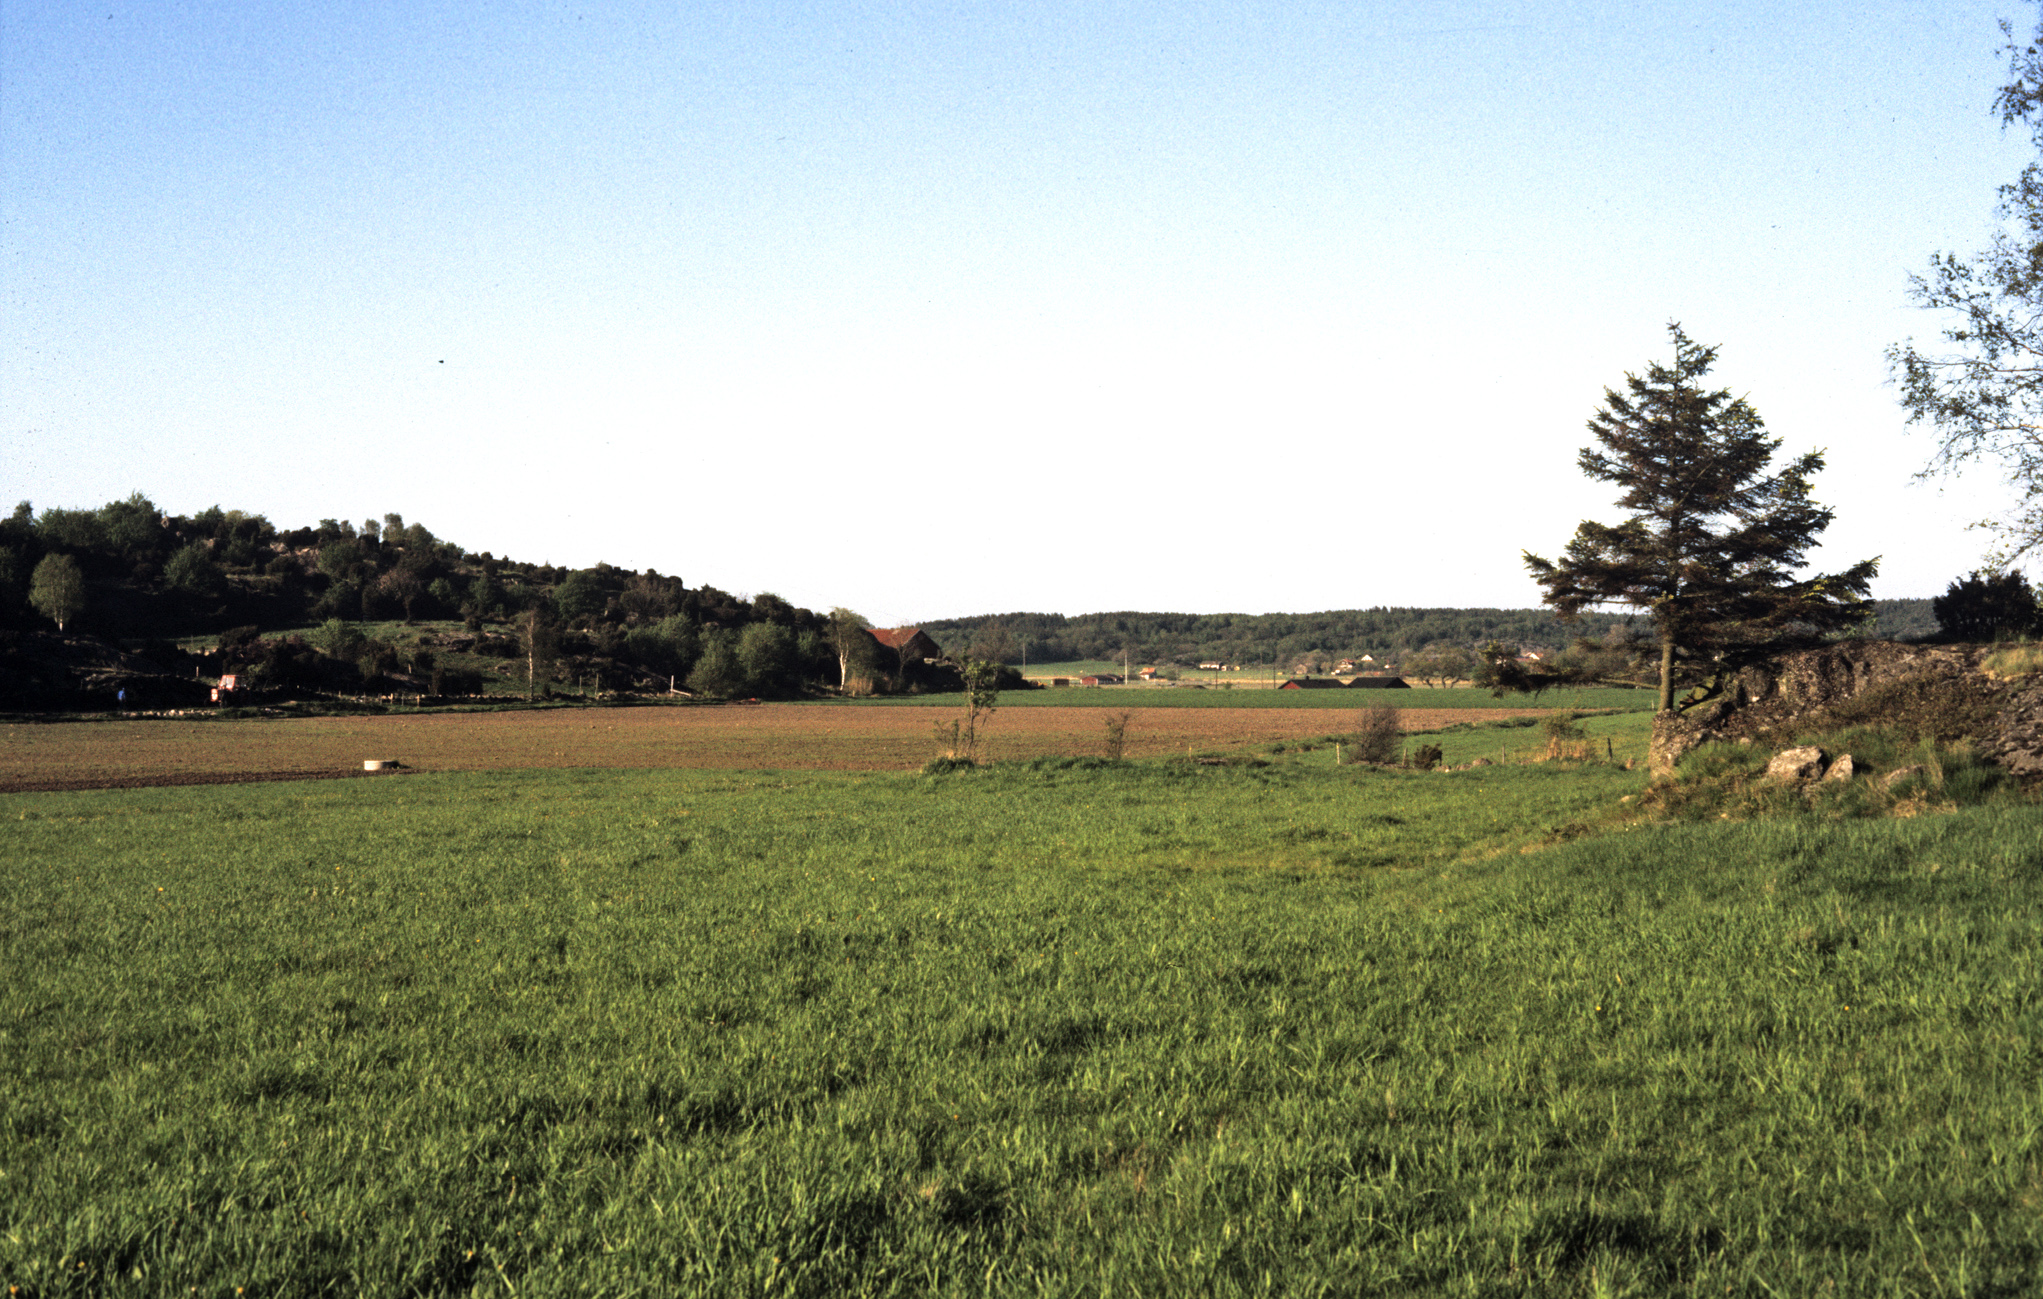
[1524,325,1878,713]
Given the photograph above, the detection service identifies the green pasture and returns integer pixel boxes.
[1014,660,1137,678]
[1290,710,1653,769]
[1018,662,1288,684]
[5,749,2041,1295]
[845,685,1656,712]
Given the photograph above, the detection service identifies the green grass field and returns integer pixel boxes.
[5,744,2040,1294]
[851,685,1657,712]
[1020,662,1362,685]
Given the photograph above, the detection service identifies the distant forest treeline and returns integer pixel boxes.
[921,601,1940,669]
[1,492,1942,709]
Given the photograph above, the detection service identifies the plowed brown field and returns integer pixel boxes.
[0,703,1542,793]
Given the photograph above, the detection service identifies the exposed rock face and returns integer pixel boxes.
[1649,641,2030,775]
[1980,678,2043,779]
[1823,753,1856,782]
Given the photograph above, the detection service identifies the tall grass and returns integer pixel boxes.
[3,759,2038,1294]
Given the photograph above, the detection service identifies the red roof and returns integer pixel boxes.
[870,626,924,649]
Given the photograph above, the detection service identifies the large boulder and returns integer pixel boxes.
[1765,746,1827,781]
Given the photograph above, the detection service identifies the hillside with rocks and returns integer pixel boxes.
[1650,641,2043,781]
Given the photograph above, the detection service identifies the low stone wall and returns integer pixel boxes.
[1647,641,2041,778]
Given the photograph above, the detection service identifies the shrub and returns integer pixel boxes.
[1103,712,1132,761]
[310,618,365,662]
[1352,705,1402,765]
[356,639,399,682]
[1934,570,2040,641]
[1540,711,1593,761]
[685,632,745,698]
[1404,742,1444,770]
[624,614,699,679]
[310,578,362,622]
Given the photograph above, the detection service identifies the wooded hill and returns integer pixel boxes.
[919,602,1939,670]
[0,494,854,708]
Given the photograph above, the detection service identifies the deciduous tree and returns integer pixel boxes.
[685,629,745,698]
[518,606,560,700]
[97,492,161,557]
[935,654,1001,761]
[1525,325,1877,713]
[317,539,361,580]
[828,608,881,694]
[163,543,224,598]
[1890,16,2043,568]
[553,569,608,627]
[619,571,677,624]
[29,553,85,631]
[736,621,797,695]
[377,567,425,623]
[1401,643,1472,688]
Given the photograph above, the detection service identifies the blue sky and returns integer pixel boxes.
[3,2,2032,625]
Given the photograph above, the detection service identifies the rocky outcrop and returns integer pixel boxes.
[1978,678,2043,779]
[1649,641,2030,775]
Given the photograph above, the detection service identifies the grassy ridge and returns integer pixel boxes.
[6,755,2041,1293]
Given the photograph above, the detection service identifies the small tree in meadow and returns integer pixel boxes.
[1352,705,1402,765]
[1103,711,1133,761]
[935,655,1001,762]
